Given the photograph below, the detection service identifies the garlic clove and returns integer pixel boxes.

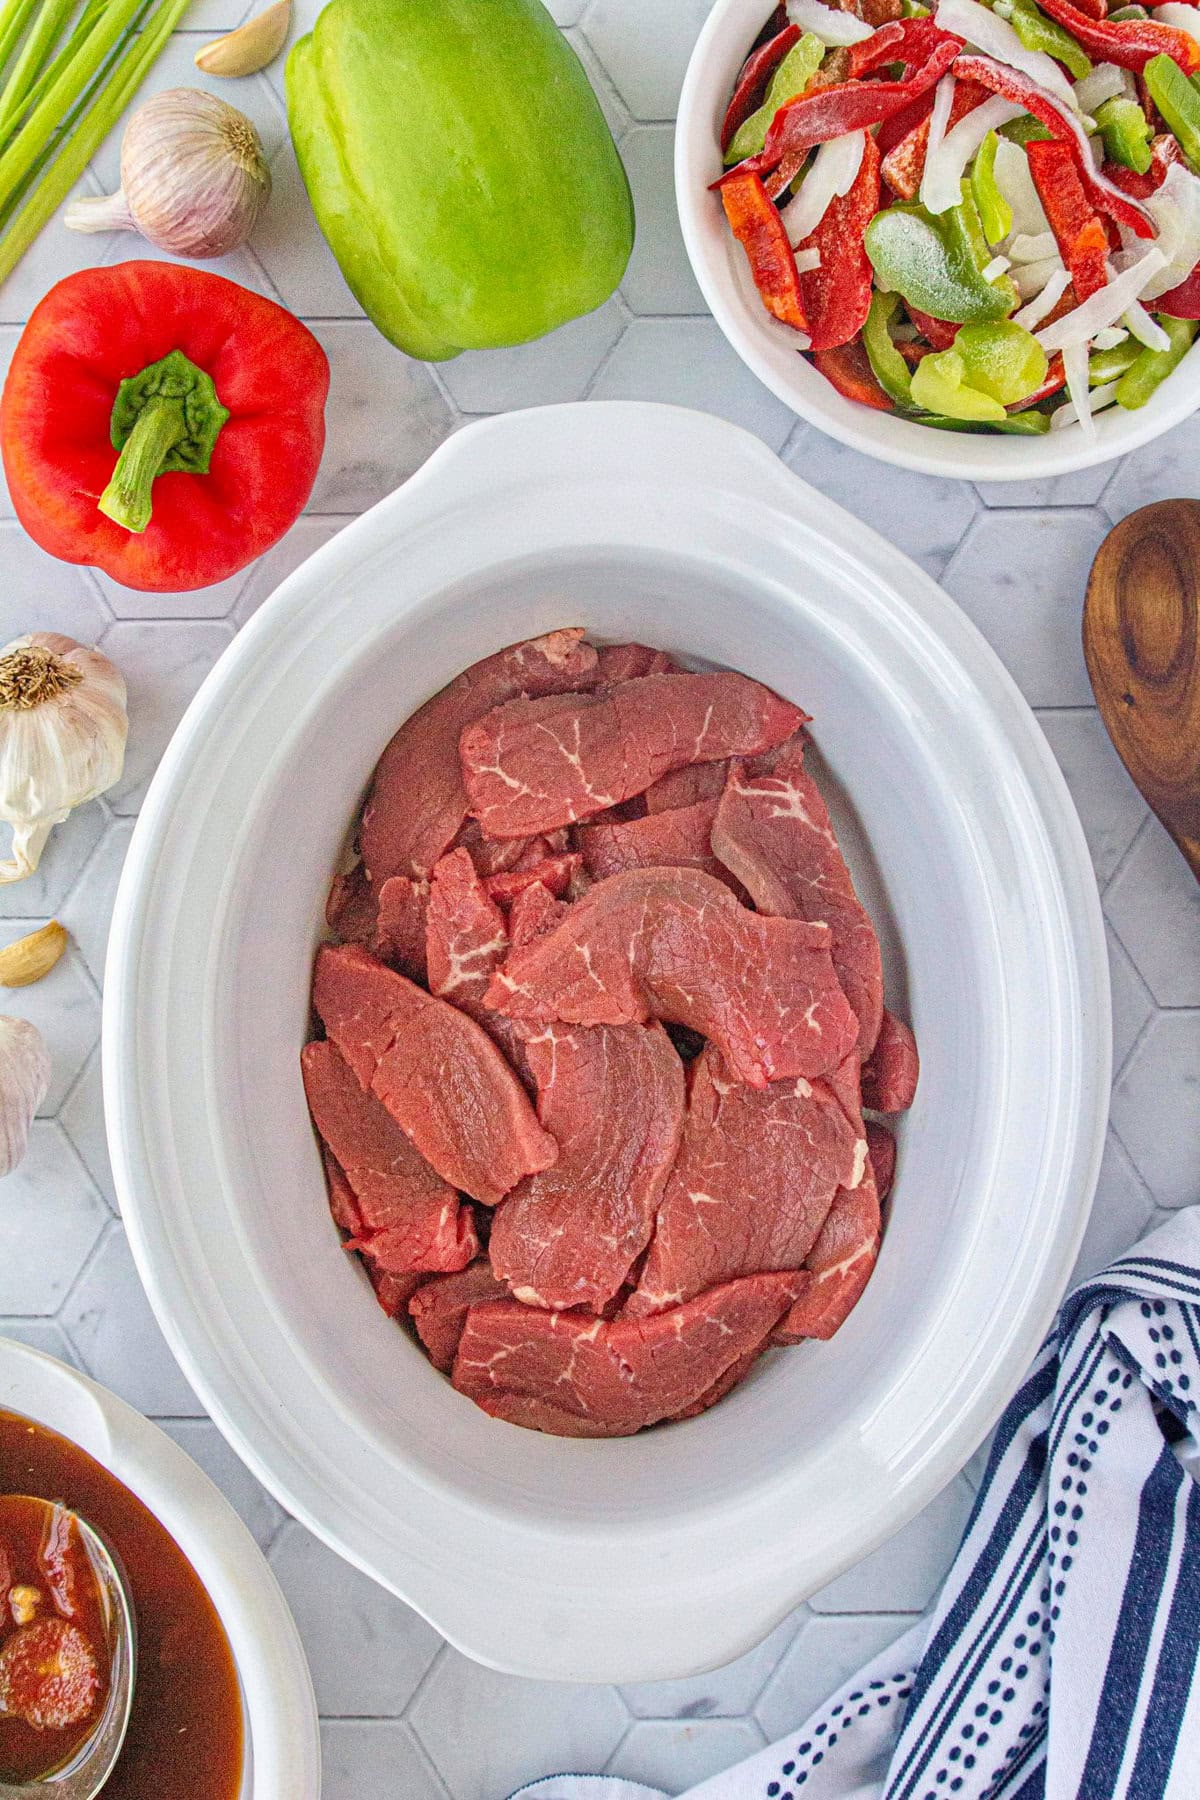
[0,922,68,988]
[0,1016,50,1177]
[195,0,291,77]
[0,634,127,885]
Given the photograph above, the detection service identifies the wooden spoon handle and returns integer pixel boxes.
[1083,499,1200,884]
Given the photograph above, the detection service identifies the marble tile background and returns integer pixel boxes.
[0,1,1197,1795]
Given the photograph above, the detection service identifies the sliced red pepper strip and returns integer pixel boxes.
[722,36,961,177]
[847,17,959,78]
[877,88,936,156]
[952,54,1157,237]
[1066,0,1106,19]
[1157,262,1200,316]
[721,20,802,153]
[1035,0,1200,73]
[797,132,882,350]
[1011,353,1067,409]
[1105,133,1182,196]
[881,78,990,199]
[907,305,961,349]
[812,340,896,409]
[720,168,809,330]
[1026,138,1109,300]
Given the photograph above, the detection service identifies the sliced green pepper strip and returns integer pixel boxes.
[954,320,1048,403]
[922,409,1053,433]
[1144,53,1200,169]
[862,290,914,406]
[1094,97,1153,175]
[1001,114,1053,144]
[1115,314,1198,408]
[911,348,1009,420]
[865,199,1016,324]
[993,0,1092,80]
[971,131,1013,245]
[1088,339,1142,384]
[724,34,825,163]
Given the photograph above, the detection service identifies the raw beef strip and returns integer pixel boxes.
[577,798,737,890]
[711,738,885,1058]
[326,863,377,945]
[669,1338,777,1421]
[454,819,568,879]
[313,944,557,1206]
[627,1046,864,1314]
[460,672,806,837]
[409,1260,509,1372]
[370,1266,427,1319]
[489,1021,685,1312]
[360,630,599,883]
[773,1159,882,1343]
[425,848,535,1078]
[866,1120,896,1201]
[301,1040,477,1273]
[644,761,730,813]
[322,1147,361,1235]
[861,1010,920,1113]
[508,882,569,947]
[595,643,676,682]
[374,876,429,982]
[453,1270,806,1436]
[486,868,860,1089]
[485,854,581,907]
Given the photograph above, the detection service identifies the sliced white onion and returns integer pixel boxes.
[935,0,1080,112]
[1137,162,1200,299]
[1013,264,1072,324]
[1073,63,1128,117]
[1008,230,1058,263]
[1123,301,1171,350]
[1151,3,1200,44]
[1050,378,1119,429]
[993,137,1052,240]
[1061,341,1095,439]
[786,0,874,43]
[920,94,1022,214]
[924,73,957,177]
[779,130,866,245]
[1035,247,1169,350]
[1091,325,1129,349]
[982,254,1012,280]
[1013,254,1067,301]
[793,246,822,273]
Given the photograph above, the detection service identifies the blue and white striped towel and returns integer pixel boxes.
[512,1208,1200,1800]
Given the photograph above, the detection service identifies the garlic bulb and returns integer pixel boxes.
[63,88,271,259]
[0,1017,50,1177]
[0,634,127,884]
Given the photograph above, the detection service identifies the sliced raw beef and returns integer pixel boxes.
[374,876,429,982]
[453,1269,806,1436]
[485,854,580,907]
[454,819,569,879]
[425,848,535,1078]
[595,643,676,682]
[326,863,377,946]
[301,1040,477,1273]
[861,1010,920,1113]
[508,882,569,947]
[577,798,737,890]
[460,672,806,837]
[866,1120,897,1201]
[323,1147,361,1235]
[711,738,885,1058]
[360,630,599,883]
[669,1339,775,1421]
[489,1021,685,1312]
[628,1046,864,1315]
[644,761,730,813]
[773,1160,881,1343]
[409,1260,509,1372]
[313,944,557,1206]
[370,1266,427,1319]
[486,868,859,1089]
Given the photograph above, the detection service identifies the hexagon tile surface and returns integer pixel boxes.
[0,4,1196,1795]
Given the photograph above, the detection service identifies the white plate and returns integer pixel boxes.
[0,1336,319,1796]
[104,401,1109,1683]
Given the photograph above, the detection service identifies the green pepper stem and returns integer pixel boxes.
[97,396,187,534]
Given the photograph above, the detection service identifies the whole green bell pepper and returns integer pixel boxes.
[287,0,635,360]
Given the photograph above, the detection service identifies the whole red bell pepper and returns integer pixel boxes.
[721,16,800,153]
[0,261,329,594]
[1026,138,1109,300]
[798,132,882,350]
[1034,0,1200,73]
[720,169,809,331]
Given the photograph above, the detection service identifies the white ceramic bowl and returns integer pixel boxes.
[675,0,1200,481]
[0,1335,319,1796]
[105,401,1109,1683]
